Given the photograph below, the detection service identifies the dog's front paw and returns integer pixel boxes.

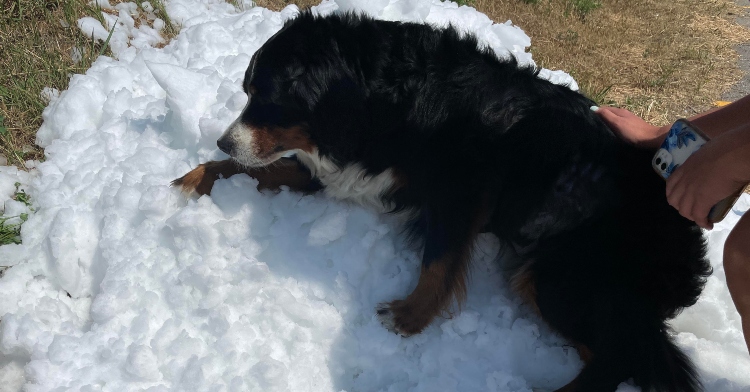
[376,300,434,337]
[172,160,239,196]
[172,164,214,196]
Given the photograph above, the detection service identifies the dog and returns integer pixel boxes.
[173,11,711,391]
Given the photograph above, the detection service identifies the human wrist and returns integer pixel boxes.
[640,124,670,149]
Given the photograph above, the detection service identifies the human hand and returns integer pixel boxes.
[593,106,668,149]
[666,133,749,229]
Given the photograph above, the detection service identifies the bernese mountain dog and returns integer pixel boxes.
[173,11,711,391]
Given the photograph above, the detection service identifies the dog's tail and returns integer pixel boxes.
[570,317,700,392]
[632,321,700,392]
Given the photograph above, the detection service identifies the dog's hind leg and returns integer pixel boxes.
[376,195,492,336]
[530,228,701,392]
[172,157,319,196]
[549,314,699,392]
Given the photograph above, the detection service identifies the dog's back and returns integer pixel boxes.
[284,14,712,390]
[491,102,710,390]
[376,18,713,389]
[188,12,712,390]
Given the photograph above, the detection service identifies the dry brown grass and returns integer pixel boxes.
[2,0,749,169]
[473,0,750,126]
[257,0,750,126]
[0,0,175,167]
[254,0,318,10]
[0,0,102,166]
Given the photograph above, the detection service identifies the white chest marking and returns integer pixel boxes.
[295,149,397,213]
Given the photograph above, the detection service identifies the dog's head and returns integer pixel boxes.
[217,12,367,168]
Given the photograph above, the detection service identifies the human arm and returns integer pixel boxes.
[690,94,750,139]
[665,124,750,229]
[594,94,750,149]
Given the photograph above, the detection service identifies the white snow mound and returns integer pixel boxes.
[0,0,748,391]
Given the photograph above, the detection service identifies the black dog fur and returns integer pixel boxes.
[174,11,711,391]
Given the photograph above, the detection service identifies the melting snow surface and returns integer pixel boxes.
[0,0,748,391]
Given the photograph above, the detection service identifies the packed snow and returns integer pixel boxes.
[1,0,749,390]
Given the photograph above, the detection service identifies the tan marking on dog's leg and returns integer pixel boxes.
[172,158,315,195]
[510,260,541,315]
[378,195,492,336]
[552,344,595,392]
[575,343,594,364]
[172,160,243,196]
[509,261,596,392]
[246,158,315,192]
[378,259,466,336]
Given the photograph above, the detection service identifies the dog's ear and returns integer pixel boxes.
[291,64,367,158]
[289,60,364,111]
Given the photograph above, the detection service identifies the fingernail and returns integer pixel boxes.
[590,105,600,112]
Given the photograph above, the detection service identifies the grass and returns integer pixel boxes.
[0,0,748,246]
[471,0,750,126]
[3,0,748,168]
[0,183,31,246]
[520,0,600,18]
[566,0,601,19]
[255,0,749,126]
[0,0,177,246]
[0,0,177,168]
[1,0,105,167]
[149,0,179,38]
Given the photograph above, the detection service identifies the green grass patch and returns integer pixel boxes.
[149,0,179,39]
[0,182,32,246]
[580,83,615,106]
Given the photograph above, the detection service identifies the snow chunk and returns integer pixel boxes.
[1,0,747,391]
[77,17,110,42]
[308,208,349,246]
[125,345,162,381]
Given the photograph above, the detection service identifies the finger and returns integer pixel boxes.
[691,202,713,230]
[665,167,684,200]
[596,108,625,131]
[597,106,632,118]
[668,183,689,216]
[665,176,682,205]
[676,198,695,224]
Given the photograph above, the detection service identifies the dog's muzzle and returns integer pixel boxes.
[217,136,233,155]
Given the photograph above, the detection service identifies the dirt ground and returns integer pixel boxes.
[723,0,750,101]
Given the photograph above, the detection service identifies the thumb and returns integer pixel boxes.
[594,107,622,128]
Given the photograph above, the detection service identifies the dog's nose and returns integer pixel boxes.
[217,137,232,154]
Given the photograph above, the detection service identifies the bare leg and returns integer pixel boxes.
[724,211,750,353]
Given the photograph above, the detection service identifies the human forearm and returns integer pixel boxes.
[596,95,750,150]
[690,95,750,139]
[717,124,750,183]
[664,124,750,229]
[648,96,750,148]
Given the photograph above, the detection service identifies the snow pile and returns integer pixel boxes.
[0,0,748,390]
[0,166,34,236]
